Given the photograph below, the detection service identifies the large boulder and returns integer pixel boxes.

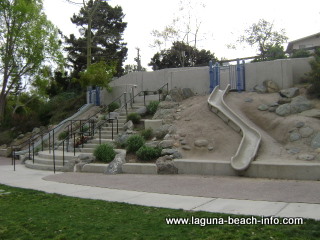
[105,150,126,174]
[169,88,184,102]
[311,132,320,149]
[280,87,300,98]
[135,106,147,116]
[290,96,313,113]
[156,156,178,174]
[263,80,279,93]
[299,109,320,118]
[276,96,313,116]
[182,88,194,99]
[154,124,171,140]
[253,84,267,93]
[123,120,133,131]
[275,104,291,116]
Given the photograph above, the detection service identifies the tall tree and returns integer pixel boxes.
[239,19,288,61]
[65,0,127,77]
[0,0,63,121]
[150,0,206,51]
[149,41,216,70]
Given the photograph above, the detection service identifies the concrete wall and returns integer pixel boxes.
[245,59,293,90]
[98,57,312,105]
[291,57,312,84]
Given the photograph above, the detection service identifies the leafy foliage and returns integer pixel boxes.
[149,41,217,70]
[253,44,287,62]
[108,102,120,112]
[77,61,115,89]
[140,128,153,140]
[93,143,116,163]
[136,145,161,161]
[239,19,288,61]
[64,0,127,77]
[147,101,159,115]
[126,135,145,153]
[0,0,63,121]
[127,113,141,124]
[292,49,312,58]
[58,131,69,141]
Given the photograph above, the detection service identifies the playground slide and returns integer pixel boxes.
[207,85,261,171]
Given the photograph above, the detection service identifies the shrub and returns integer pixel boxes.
[136,145,162,161]
[147,101,159,115]
[93,143,116,163]
[126,135,145,153]
[127,112,141,124]
[307,48,320,98]
[140,128,153,140]
[108,102,120,112]
[58,131,69,140]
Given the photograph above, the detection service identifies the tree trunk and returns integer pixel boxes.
[0,93,6,122]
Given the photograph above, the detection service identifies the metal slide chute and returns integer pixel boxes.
[207,85,261,171]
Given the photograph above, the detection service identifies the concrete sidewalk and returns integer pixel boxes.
[0,158,320,220]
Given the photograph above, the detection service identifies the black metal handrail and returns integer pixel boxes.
[11,84,169,172]
[11,92,125,171]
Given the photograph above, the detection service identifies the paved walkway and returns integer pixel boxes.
[1,157,320,220]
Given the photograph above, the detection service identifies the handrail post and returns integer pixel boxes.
[111,120,114,140]
[73,133,76,156]
[53,129,55,173]
[124,92,128,116]
[40,134,43,151]
[117,119,119,134]
[132,86,135,104]
[99,126,101,145]
[143,91,146,106]
[48,132,51,154]
[62,141,65,166]
[13,149,15,171]
[28,140,31,160]
[32,141,35,164]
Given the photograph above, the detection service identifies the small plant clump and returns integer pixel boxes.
[127,112,141,124]
[147,101,159,115]
[108,102,120,112]
[136,145,162,161]
[93,143,116,163]
[126,135,145,153]
[140,128,153,140]
[58,131,69,140]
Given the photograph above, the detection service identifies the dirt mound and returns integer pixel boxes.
[171,90,320,163]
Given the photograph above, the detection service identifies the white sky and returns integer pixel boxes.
[43,0,320,70]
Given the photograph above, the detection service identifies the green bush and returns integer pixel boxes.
[147,101,159,115]
[108,102,120,112]
[127,112,141,124]
[58,131,69,140]
[126,135,145,153]
[136,145,162,161]
[140,128,153,140]
[307,48,320,98]
[93,143,116,163]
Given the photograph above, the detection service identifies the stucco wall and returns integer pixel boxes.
[98,57,312,105]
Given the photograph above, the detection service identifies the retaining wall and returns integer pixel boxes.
[99,57,312,105]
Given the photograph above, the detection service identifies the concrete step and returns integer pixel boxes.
[31,156,69,166]
[37,150,80,161]
[25,160,65,171]
[90,139,115,144]
[79,148,95,153]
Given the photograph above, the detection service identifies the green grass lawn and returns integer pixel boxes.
[0,184,319,240]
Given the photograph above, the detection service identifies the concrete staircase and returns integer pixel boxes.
[24,96,156,171]
[25,150,81,171]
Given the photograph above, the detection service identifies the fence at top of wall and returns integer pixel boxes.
[99,57,312,106]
